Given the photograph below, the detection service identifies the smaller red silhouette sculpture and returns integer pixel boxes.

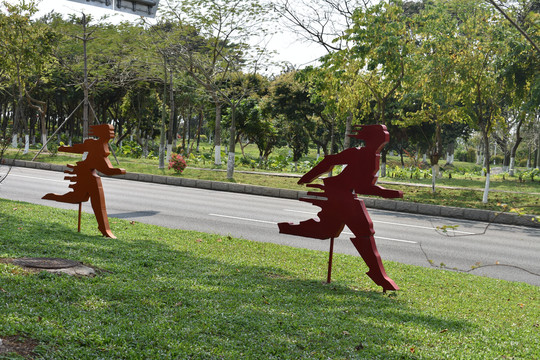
[278,124,402,291]
[43,124,125,238]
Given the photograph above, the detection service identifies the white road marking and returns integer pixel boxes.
[7,173,65,183]
[373,220,475,235]
[209,213,276,224]
[341,231,418,244]
[209,213,417,244]
[283,208,475,235]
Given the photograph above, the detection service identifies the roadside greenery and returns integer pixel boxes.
[0,199,538,359]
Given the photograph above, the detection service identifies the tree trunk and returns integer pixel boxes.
[196,109,203,153]
[429,123,442,193]
[431,165,438,193]
[182,114,187,151]
[509,115,523,176]
[380,149,387,177]
[227,103,237,179]
[476,143,483,165]
[24,134,29,154]
[158,62,167,169]
[329,116,336,155]
[343,112,352,149]
[214,101,222,165]
[482,130,491,204]
[446,141,455,165]
[167,71,175,162]
[534,134,540,169]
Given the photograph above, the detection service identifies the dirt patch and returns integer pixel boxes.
[0,335,39,358]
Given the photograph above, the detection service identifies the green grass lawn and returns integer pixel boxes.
[1,199,539,359]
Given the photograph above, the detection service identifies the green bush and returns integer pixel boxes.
[456,148,476,162]
[117,140,143,158]
[491,154,504,165]
[517,168,540,182]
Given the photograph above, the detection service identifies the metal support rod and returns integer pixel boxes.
[78,202,82,232]
[31,100,84,161]
[327,237,335,283]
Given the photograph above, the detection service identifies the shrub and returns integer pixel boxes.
[168,153,187,174]
[118,140,143,158]
[456,148,476,162]
[49,141,59,156]
[491,154,504,165]
[517,168,540,182]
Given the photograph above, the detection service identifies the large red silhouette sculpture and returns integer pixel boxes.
[278,124,403,291]
[43,124,125,239]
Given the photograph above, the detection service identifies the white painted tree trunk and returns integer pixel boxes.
[23,135,29,154]
[166,143,173,163]
[422,153,427,163]
[214,145,221,165]
[483,172,490,204]
[41,133,48,152]
[446,153,454,164]
[11,134,17,148]
[380,162,387,177]
[143,137,148,158]
[227,152,235,179]
[158,143,165,169]
[509,157,515,176]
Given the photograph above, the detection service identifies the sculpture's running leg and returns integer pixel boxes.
[278,201,345,240]
[349,236,399,291]
[42,190,89,204]
[88,174,115,239]
[346,199,399,291]
[278,217,344,240]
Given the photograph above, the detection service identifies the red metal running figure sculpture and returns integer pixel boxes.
[278,124,403,291]
[43,124,126,239]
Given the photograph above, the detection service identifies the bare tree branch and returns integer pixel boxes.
[485,0,540,55]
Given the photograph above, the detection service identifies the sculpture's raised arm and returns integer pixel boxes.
[58,142,87,154]
[298,150,353,185]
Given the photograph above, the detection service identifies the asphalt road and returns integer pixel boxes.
[1,166,539,286]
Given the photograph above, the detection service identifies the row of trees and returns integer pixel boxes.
[1,0,539,201]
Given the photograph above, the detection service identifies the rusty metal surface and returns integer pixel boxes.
[278,124,403,291]
[12,257,81,269]
[42,124,126,238]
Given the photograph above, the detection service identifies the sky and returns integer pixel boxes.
[30,0,327,71]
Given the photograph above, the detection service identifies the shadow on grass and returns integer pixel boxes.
[0,200,472,359]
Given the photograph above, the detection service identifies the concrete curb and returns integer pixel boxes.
[2,158,539,228]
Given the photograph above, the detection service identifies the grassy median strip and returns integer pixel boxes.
[0,199,538,359]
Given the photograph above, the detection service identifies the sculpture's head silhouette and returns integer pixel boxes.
[89,124,115,141]
[349,124,389,151]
